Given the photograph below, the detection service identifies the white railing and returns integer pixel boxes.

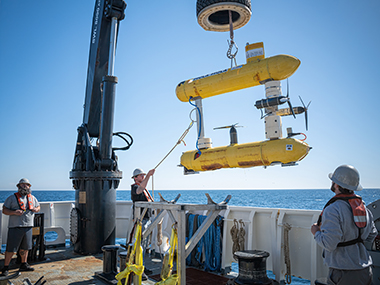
[1,201,328,283]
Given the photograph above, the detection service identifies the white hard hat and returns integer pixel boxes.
[328,165,362,191]
[17,178,31,187]
[132,168,146,178]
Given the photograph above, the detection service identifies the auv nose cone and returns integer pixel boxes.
[267,55,301,81]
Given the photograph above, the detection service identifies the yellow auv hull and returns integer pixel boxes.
[180,138,310,172]
[176,55,301,102]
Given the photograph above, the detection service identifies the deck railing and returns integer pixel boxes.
[1,200,328,283]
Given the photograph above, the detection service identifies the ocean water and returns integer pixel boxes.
[1,188,379,210]
[1,189,379,284]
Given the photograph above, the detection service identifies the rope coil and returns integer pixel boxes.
[231,218,246,260]
[186,214,223,271]
[238,219,245,251]
[231,219,239,259]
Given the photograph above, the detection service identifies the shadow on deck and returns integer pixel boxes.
[1,246,238,285]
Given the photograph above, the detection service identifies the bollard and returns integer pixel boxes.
[234,250,272,285]
[119,251,128,272]
[102,245,120,274]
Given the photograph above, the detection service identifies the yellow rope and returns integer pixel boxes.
[116,222,144,285]
[155,225,179,285]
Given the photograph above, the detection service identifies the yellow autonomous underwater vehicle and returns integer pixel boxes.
[177,42,311,174]
[176,47,300,102]
[181,137,310,172]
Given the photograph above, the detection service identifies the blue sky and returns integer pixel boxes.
[0,0,379,191]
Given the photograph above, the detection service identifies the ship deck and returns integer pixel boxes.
[0,245,246,285]
[1,200,333,283]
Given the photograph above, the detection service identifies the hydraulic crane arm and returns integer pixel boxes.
[83,0,126,138]
[69,0,127,256]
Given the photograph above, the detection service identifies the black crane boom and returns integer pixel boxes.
[69,0,127,255]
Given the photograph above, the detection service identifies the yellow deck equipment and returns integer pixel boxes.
[116,222,144,285]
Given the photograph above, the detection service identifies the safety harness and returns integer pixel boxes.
[318,193,367,247]
[14,193,33,211]
[156,225,179,285]
[116,221,144,285]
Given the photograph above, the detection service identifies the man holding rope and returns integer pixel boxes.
[131,168,155,280]
[131,168,155,219]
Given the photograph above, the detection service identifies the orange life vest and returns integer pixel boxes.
[132,183,153,202]
[14,192,34,211]
[318,193,367,246]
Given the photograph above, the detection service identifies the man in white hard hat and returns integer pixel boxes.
[130,168,155,280]
[311,165,377,285]
[131,168,155,219]
[1,178,40,276]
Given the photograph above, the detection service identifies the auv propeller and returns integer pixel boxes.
[254,79,296,118]
[275,96,311,130]
[214,123,243,145]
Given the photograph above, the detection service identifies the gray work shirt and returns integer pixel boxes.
[3,193,40,228]
[314,199,377,270]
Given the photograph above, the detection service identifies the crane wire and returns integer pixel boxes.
[226,10,238,68]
